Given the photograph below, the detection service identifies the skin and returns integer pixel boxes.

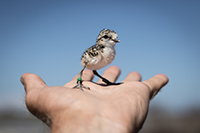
[20,66,169,133]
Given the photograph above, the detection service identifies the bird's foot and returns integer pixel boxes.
[93,70,122,85]
[73,77,90,91]
[102,78,122,85]
[73,84,90,91]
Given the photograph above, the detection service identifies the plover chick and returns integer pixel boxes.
[73,29,120,91]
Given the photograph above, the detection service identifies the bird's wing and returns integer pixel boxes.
[88,52,102,65]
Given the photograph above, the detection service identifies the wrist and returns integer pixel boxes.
[50,111,133,133]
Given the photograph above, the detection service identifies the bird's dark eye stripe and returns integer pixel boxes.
[97,35,111,42]
[103,35,108,39]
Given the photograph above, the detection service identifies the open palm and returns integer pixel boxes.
[21,66,168,133]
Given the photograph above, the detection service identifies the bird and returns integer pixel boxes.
[73,29,120,91]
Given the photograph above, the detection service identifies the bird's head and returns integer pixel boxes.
[97,29,120,47]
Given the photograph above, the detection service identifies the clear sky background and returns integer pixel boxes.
[0,0,200,113]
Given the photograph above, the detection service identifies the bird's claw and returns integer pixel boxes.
[73,83,90,91]
[73,77,90,91]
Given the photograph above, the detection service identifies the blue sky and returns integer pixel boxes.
[0,0,200,113]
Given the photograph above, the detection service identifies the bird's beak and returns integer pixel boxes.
[112,38,120,43]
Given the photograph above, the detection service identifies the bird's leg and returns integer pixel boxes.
[73,64,90,90]
[93,70,121,85]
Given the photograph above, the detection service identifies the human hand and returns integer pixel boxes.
[21,66,168,133]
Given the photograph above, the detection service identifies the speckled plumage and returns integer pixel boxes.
[81,29,120,70]
[73,29,120,90]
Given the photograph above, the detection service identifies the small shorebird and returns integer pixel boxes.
[73,29,120,90]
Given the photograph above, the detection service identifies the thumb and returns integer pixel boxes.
[20,73,51,126]
[20,73,47,93]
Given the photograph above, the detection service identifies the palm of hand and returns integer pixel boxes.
[21,66,168,132]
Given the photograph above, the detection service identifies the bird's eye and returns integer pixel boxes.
[103,35,109,39]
